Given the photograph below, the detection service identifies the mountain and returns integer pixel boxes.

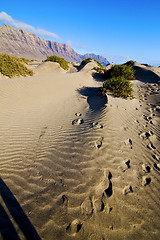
[0,24,109,65]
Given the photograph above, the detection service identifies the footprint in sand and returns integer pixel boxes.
[66,219,82,236]
[95,137,103,149]
[92,122,103,129]
[147,142,156,150]
[149,113,155,118]
[152,154,160,161]
[36,171,41,176]
[93,170,112,212]
[81,196,112,216]
[134,120,140,125]
[143,115,149,121]
[57,194,68,207]
[124,139,133,149]
[92,196,105,213]
[142,176,151,186]
[123,185,133,195]
[75,112,82,117]
[156,105,160,111]
[142,164,151,173]
[154,163,160,171]
[81,170,113,215]
[88,233,105,240]
[39,126,47,139]
[147,116,152,121]
[147,108,153,113]
[81,197,93,216]
[120,160,130,172]
[139,131,153,140]
[72,118,84,125]
[120,126,128,131]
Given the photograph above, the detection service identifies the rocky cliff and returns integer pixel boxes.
[0,24,109,65]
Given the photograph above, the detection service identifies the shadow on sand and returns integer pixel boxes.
[0,177,41,240]
[133,66,160,83]
[92,72,106,82]
[77,87,107,111]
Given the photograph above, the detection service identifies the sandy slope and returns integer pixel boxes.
[133,62,160,83]
[0,63,160,240]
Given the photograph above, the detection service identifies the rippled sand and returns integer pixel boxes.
[0,63,160,240]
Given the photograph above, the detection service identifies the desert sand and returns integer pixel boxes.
[0,61,160,240]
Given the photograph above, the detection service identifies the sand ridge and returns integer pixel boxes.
[34,61,66,75]
[0,63,160,239]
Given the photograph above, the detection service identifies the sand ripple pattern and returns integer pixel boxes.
[0,75,159,239]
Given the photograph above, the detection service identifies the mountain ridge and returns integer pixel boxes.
[0,24,109,65]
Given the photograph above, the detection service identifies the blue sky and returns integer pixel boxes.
[0,0,160,66]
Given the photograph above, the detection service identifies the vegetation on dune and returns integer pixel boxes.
[19,58,38,64]
[123,60,135,66]
[94,60,104,68]
[103,64,135,80]
[80,58,93,66]
[99,76,133,99]
[96,63,135,99]
[79,59,135,99]
[44,55,69,70]
[80,58,104,68]
[0,53,34,78]
[19,57,31,65]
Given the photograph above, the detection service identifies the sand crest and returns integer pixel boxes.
[34,61,66,75]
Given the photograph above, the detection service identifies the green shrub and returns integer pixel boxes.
[80,58,93,66]
[103,64,135,80]
[0,53,34,78]
[94,60,104,68]
[19,57,30,65]
[31,59,37,61]
[80,58,104,68]
[99,76,133,99]
[44,55,69,70]
[123,60,135,66]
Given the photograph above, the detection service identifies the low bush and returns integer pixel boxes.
[99,76,133,99]
[80,58,92,66]
[103,64,135,80]
[0,53,34,78]
[19,57,30,65]
[45,55,69,70]
[94,60,104,68]
[80,58,104,68]
[123,60,135,66]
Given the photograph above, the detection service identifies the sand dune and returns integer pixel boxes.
[78,60,98,73]
[0,63,160,240]
[34,61,66,75]
[133,62,160,83]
